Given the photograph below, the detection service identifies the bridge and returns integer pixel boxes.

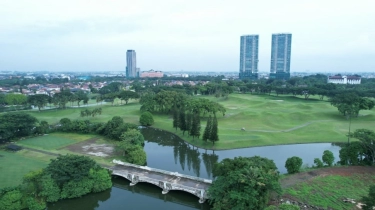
[109,160,212,203]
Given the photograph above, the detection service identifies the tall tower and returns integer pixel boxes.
[126,50,137,78]
[239,35,259,80]
[270,33,292,80]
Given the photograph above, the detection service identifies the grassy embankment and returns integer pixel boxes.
[27,93,375,150]
[0,133,114,188]
[283,173,375,209]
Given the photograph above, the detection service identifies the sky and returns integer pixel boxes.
[0,0,374,73]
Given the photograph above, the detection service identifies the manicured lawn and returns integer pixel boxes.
[0,150,48,188]
[25,94,375,149]
[17,133,96,150]
[284,174,375,209]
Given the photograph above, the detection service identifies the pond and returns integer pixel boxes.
[48,127,341,210]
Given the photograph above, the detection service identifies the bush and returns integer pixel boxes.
[285,156,303,174]
[139,111,154,126]
[314,158,324,168]
[322,150,335,166]
[362,185,375,210]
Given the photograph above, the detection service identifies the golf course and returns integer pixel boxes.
[27,93,375,150]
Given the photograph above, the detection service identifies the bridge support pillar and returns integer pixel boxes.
[128,174,139,186]
[199,197,206,204]
[159,181,172,194]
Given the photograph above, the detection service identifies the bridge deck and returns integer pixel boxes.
[111,165,210,190]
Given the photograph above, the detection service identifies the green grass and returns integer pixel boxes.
[0,150,48,188]
[284,174,375,209]
[17,133,96,150]
[25,94,375,149]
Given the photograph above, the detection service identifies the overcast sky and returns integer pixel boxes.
[0,0,374,73]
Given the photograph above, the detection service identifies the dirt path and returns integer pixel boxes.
[22,147,60,156]
[281,166,375,189]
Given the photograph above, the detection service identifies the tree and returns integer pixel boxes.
[209,115,219,145]
[190,113,201,139]
[139,111,154,126]
[322,150,335,166]
[44,154,97,187]
[119,90,140,105]
[362,185,375,210]
[0,187,23,210]
[5,93,27,110]
[350,129,375,164]
[120,129,145,146]
[0,112,38,140]
[202,115,212,142]
[285,156,303,174]
[172,107,179,131]
[330,92,375,117]
[27,94,49,111]
[313,158,324,168]
[185,112,192,136]
[75,90,88,107]
[209,156,281,210]
[179,109,187,135]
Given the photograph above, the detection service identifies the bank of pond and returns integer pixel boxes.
[1,127,363,210]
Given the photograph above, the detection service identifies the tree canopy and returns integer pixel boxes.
[209,156,281,210]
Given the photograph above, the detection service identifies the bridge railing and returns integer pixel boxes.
[113,159,212,184]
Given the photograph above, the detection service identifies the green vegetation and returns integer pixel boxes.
[25,93,375,149]
[322,150,335,166]
[139,111,154,126]
[0,154,111,210]
[285,156,303,174]
[208,156,281,210]
[362,185,375,210]
[0,151,48,189]
[284,174,375,209]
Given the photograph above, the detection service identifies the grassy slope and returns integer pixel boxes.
[26,94,375,149]
[0,150,48,188]
[284,174,375,209]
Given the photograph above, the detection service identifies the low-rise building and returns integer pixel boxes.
[140,69,164,78]
[328,75,361,84]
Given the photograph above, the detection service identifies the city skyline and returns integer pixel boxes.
[0,1,374,72]
[239,35,259,79]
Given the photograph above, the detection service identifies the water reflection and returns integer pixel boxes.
[142,127,341,177]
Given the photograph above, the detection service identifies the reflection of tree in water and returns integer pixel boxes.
[202,151,218,179]
[47,188,111,210]
[142,128,217,178]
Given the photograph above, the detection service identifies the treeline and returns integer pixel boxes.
[0,154,112,210]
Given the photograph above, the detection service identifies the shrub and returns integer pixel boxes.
[362,185,375,210]
[139,111,154,126]
[285,156,303,174]
[322,150,335,166]
[314,158,324,168]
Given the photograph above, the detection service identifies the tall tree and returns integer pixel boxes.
[179,108,187,135]
[202,115,212,142]
[173,107,179,131]
[209,115,219,145]
[27,94,49,111]
[185,112,192,136]
[190,113,201,139]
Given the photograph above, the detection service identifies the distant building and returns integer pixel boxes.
[126,50,137,78]
[328,75,361,84]
[270,33,292,80]
[140,70,164,78]
[239,35,259,80]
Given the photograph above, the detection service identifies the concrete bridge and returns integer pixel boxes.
[110,160,212,203]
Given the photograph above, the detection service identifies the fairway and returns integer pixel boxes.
[18,133,96,150]
[0,150,48,188]
[25,94,375,149]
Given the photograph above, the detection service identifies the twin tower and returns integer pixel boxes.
[239,33,292,80]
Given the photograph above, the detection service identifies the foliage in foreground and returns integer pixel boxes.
[139,111,154,126]
[361,185,375,210]
[208,156,281,210]
[0,154,112,210]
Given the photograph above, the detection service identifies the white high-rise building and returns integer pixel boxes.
[239,35,259,79]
